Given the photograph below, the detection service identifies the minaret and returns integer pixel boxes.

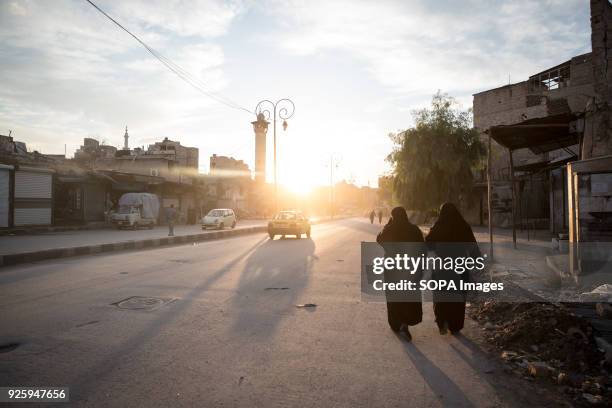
[123,126,129,150]
[251,113,269,183]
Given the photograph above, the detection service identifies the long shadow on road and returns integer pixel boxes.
[399,335,475,408]
[229,237,317,340]
[68,236,268,404]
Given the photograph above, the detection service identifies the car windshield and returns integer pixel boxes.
[118,205,136,214]
[207,210,225,217]
[275,212,298,220]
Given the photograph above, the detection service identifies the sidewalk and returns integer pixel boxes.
[471,226,557,299]
[0,216,346,267]
[0,221,265,256]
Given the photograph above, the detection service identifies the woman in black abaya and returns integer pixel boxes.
[376,206,425,341]
[426,202,480,335]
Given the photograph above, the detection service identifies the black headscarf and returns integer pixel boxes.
[426,202,476,243]
[377,206,423,244]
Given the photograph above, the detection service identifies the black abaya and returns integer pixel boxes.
[376,207,425,331]
[426,203,480,333]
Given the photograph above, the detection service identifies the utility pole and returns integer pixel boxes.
[487,133,494,262]
[327,155,340,219]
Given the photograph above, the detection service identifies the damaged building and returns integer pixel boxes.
[473,0,612,282]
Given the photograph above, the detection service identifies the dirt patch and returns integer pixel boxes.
[468,300,611,406]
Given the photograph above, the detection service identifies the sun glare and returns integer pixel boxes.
[281,167,317,195]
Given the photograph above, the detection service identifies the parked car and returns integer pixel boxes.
[268,210,311,239]
[202,209,236,230]
[111,193,159,230]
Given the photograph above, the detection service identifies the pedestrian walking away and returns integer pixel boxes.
[426,202,480,335]
[376,206,425,342]
[369,210,375,224]
[165,204,177,237]
[378,209,383,224]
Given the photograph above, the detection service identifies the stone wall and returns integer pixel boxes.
[585,0,612,159]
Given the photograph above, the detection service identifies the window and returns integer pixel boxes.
[528,62,570,92]
[74,189,81,210]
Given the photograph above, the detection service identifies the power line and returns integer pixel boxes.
[84,0,253,115]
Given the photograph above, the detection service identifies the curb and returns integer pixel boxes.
[0,216,353,268]
[0,226,267,268]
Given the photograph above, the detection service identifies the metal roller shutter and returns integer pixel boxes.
[14,168,53,226]
[15,171,52,198]
[0,167,10,228]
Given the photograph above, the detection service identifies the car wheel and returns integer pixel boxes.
[218,222,224,230]
[269,233,275,240]
[231,221,236,229]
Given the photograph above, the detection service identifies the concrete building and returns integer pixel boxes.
[473,52,592,231]
[74,138,117,162]
[473,0,612,282]
[206,154,251,215]
[147,137,199,169]
[209,154,250,177]
[0,136,57,227]
[88,133,202,225]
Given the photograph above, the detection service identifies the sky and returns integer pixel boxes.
[0,0,592,191]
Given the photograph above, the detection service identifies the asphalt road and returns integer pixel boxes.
[0,218,560,407]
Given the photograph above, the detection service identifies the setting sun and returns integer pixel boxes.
[281,167,317,195]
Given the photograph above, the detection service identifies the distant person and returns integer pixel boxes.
[165,204,177,237]
[378,209,383,224]
[369,210,375,224]
[426,202,480,335]
[376,206,425,341]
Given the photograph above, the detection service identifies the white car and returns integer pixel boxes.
[202,209,237,230]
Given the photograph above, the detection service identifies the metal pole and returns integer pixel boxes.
[509,148,517,249]
[273,104,278,214]
[330,156,333,219]
[254,99,295,216]
[487,134,494,261]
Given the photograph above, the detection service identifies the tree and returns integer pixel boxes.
[377,174,394,206]
[387,92,484,212]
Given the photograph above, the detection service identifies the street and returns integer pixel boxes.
[0,218,560,407]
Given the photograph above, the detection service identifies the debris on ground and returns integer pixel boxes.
[296,303,317,308]
[468,300,612,406]
[580,284,612,303]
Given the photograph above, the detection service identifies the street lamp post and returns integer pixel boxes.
[326,154,341,219]
[254,99,295,214]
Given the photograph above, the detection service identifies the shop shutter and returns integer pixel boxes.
[14,169,53,226]
[0,168,9,227]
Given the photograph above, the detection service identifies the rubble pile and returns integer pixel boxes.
[468,300,612,405]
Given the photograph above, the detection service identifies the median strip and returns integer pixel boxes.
[0,217,350,268]
[0,226,268,268]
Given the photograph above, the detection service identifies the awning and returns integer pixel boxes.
[489,113,578,154]
[514,154,577,174]
[57,176,88,183]
[94,170,164,191]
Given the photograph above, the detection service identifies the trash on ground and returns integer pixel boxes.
[468,300,611,405]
